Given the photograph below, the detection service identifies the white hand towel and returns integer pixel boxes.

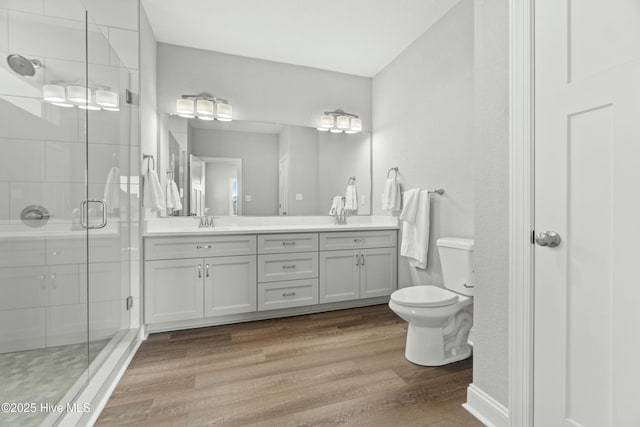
[381,177,400,211]
[345,184,358,212]
[400,189,430,269]
[102,166,120,213]
[143,168,166,212]
[329,196,344,215]
[166,179,182,211]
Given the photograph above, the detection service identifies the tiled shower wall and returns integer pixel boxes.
[0,0,141,338]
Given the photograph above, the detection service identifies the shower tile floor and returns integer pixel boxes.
[0,340,108,427]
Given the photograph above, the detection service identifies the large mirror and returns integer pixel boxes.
[158,114,372,216]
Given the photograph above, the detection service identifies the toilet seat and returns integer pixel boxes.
[390,285,459,308]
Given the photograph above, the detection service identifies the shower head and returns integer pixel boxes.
[6,54,42,77]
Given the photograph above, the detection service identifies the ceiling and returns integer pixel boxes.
[141,0,461,77]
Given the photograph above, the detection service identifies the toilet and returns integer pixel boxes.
[389,237,474,366]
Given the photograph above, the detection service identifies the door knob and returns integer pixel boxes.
[534,231,561,247]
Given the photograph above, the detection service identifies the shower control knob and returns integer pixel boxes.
[534,231,561,248]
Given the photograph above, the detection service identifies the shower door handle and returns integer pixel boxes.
[80,199,108,230]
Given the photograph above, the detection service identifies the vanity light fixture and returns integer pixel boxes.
[317,109,362,134]
[42,83,119,111]
[176,94,233,121]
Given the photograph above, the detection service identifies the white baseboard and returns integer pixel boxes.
[463,384,509,427]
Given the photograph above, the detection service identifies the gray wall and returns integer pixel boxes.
[318,132,372,215]
[372,0,475,289]
[278,126,319,215]
[472,0,510,407]
[190,128,279,216]
[157,43,372,130]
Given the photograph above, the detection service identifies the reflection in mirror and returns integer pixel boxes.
[158,114,371,217]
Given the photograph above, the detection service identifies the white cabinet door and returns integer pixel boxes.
[319,250,359,303]
[145,259,204,324]
[360,248,397,299]
[204,255,257,317]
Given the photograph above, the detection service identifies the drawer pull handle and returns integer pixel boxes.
[51,273,57,289]
[206,264,210,278]
[355,254,360,266]
[196,245,212,249]
[282,265,296,270]
[282,292,296,297]
[353,238,365,243]
[40,274,46,290]
[50,251,58,256]
[281,241,296,246]
[361,254,365,265]
[198,264,202,278]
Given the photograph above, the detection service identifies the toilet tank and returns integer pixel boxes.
[436,237,475,296]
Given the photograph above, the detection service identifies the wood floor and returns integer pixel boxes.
[96,304,482,427]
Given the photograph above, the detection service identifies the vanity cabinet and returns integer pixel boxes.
[144,235,258,325]
[319,231,397,304]
[143,228,397,330]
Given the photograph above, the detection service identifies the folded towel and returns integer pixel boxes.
[143,164,166,212]
[102,166,120,213]
[381,177,400,211]
[345,184,358,212]
[400,189,430,268]
[329,196,344,215]
[166,179,182,211]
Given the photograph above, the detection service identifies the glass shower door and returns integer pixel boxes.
[0,1,92,426]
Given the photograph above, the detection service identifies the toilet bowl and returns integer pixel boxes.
[389,237,474,366]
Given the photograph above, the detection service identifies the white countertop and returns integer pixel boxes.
[144,216,399,237]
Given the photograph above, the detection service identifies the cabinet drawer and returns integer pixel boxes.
[258,252,318,283]
[319,230,397,250]
[258,233,318,254]
[258,279,319,311]
[145,235,257,260]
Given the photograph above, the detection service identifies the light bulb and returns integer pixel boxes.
[336,115,350,130]
[96,90,119,108]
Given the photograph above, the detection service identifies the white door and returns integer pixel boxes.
[534,1,640,426]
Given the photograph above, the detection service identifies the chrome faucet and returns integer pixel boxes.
[198,216,215,228]
[334,207,347,225]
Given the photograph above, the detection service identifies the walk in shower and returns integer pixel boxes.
[0,1,140,426]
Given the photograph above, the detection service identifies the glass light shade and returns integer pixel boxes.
[344,130,357,134]
[197,115,214,121]
[336,115,350,130]
[102,107,120,112]
[176,98,194,115]
[316,127,329,131]
[319,114,334,129]
[51,102,74,108]
[330,128,343,133]
[78,104,100,110]
[67,85,89,103]
[196,99,214,116]
[43,84,65,103]
[216,102,233,120]
[349,118,362,132]
[96,90,119,107]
